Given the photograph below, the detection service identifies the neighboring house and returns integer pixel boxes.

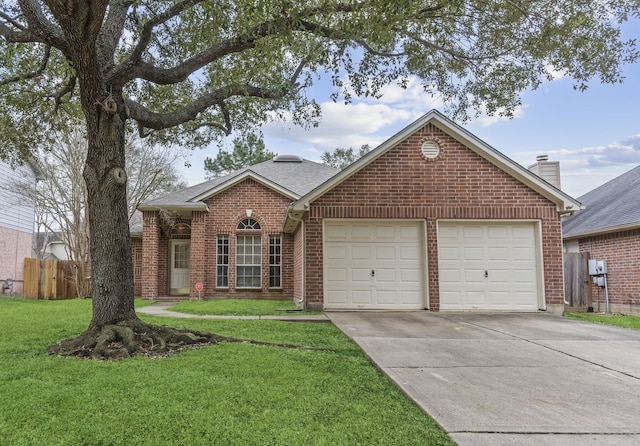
[0,160,42,295]
[563,165,640,314]
[34,232,67,260]
[138,110,581,313]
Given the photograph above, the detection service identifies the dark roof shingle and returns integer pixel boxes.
[141,158,339,208]
[563,165,640,237]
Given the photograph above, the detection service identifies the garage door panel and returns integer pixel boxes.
[326,245,347,260]
[401,291,422,304]
[375,225,396,240]
[463,226,483,238]
[488,247,508,260]
[401,268,421,283]
[439,222,540,311]
[326,268,346,282]
[488,226,508,238]
[464,247,484,261]
[351,245,371,260]
[376,268,397,283]
[375,245,396,260]
[352,268,375,283]
[325,221,425,310]
[400,225,420,240]
[400,246,420,261]
[352,290,373,304]
[513,247,534,260]
[377,291,397,304]
[439,247,460,261]
[513,226,535,239]
[440,268,460,283]
[327,290,347,304]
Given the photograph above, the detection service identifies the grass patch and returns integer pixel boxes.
[169,298,321,316]
[0,298,453,446]
[565,312,640,331]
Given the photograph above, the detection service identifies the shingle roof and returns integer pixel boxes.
[140,158,339,209]
[563,165,640,238]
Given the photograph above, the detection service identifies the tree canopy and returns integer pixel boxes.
[204,133,276,178]
[321,144,371,170]
[0,0,637,358]
[1,1,637,163]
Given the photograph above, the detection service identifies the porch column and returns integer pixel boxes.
[141,211,159,299]
[189,211,206,298]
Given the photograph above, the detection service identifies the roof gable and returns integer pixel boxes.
[138,158,338,214]
[563,164,640,238]
[289,110,582,214]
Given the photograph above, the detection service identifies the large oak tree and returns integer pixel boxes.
[0,1,637,358]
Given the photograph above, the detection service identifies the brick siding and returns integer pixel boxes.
[140,179,294,300]
[302,123,564,310]
[578,229,640,313]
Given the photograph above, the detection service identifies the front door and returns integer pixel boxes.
[170,240,190,295]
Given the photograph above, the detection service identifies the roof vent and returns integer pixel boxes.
[273,154,303,163]
[536,154,549,162]
[420,140,440,159]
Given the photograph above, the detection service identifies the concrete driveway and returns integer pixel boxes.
[327,312,640,445]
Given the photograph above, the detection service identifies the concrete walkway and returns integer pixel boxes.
[327,311,640,446]
[137,301,330,322]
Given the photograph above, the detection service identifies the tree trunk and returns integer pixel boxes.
[83,93,138,329]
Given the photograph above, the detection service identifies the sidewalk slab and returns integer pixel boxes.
[136,301,329,322]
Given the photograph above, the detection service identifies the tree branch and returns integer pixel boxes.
[16,0,67,50]
[0,44,51,85]
[190,101,233,136]
[119,0,205,74]
[49,75,77,111]
[0,9,26,31]
[126,84,286,131]
[97,0,133,68]
[112,17,286,87]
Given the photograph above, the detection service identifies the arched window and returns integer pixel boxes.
[237,218,261,230]
[236,217,262,288]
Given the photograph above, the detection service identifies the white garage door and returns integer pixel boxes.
[324,220,426,310]
[438,221,541,311]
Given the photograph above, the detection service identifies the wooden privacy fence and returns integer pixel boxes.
[563,252,591,311]
[23,258,79,300]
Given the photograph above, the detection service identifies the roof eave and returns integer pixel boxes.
[191,170,299,202]
[563,222,640,240]
[137,203,210,220]
[283,205,306,234]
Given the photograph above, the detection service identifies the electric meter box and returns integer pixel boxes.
[588,259,607,275]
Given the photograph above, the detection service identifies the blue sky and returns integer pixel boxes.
[183,26,640,200]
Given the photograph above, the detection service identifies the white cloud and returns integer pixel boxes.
[264,100,414,155]
[471,105,527,127]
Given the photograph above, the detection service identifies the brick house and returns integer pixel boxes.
[563,165,640,314]
[138,110,580,313]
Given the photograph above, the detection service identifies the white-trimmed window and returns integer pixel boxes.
[269,235,282,288]
[237,218,261,230]
[236,218,262,289]
[236,234,261,288]
[216,235,229,288]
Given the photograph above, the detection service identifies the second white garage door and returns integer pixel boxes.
[438,221,542,311]
[324,220,426,310]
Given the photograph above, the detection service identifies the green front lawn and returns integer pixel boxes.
[169,298,309,316]
[0,298,453,446]
[565,312,640,331]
